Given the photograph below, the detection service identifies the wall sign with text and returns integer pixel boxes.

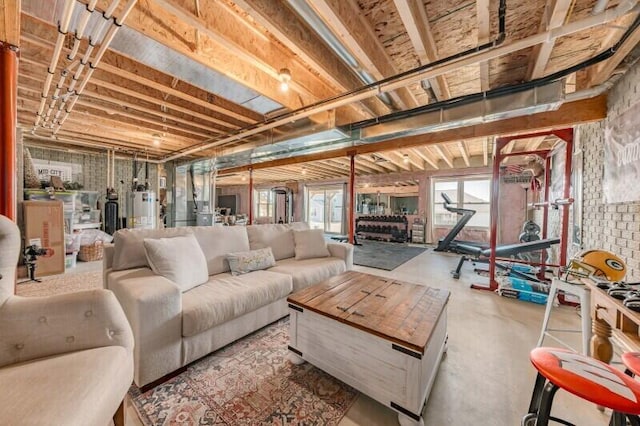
[603,101,640,204]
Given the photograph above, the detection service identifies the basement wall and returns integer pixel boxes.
[578,60,640,280]
[21,144,160,226]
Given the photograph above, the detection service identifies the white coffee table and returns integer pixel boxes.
[287,271,449,426]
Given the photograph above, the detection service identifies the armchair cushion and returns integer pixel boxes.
[144,234,208,292]
[0,346,133,426]
[0,289,134,368]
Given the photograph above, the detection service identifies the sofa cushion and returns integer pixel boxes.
[144,234,209,292]
[112,227,193,271]
[293,229,330,260]
[192,226,250,275]
[246,222,309,261]
[269,257,347,292]
[181,270,293,337]
[227,247,276,276]
[0,346,132,426]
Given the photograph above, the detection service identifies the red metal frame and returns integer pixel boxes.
[348,154,355,244]
[248,168,253,225]
[0,42,18,221]
[474,129,574,291]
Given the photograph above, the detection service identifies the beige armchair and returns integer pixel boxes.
[0,215,134,426]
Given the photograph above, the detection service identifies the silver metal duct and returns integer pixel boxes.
[360,80,565,141]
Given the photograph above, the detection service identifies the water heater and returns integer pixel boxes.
[127,191,156,229]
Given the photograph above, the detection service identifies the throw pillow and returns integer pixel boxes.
[226,247,276,276]
[143,234,209,292]
[293,229,330,260]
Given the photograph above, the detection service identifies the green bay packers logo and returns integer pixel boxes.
[606,258,625,271]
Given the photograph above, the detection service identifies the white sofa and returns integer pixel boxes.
[0,215,134,426]
[104,222,353,388]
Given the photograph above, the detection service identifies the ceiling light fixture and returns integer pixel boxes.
[403,154,410,164]
[278,68,291,92]
[152,134,161,147]
[241,174,247,182]
[301,166,307,175]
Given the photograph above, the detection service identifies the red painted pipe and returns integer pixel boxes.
[0,42,18,221]
[349,154,355,244]
[248,168,253,225]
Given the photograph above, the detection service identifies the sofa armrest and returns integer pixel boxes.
[0,289,133,368]
[327,242,354,270]
[108,268,183,387]
[103,243,114,288]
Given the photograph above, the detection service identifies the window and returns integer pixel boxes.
[255,189,274,219]
[433,177,491,228]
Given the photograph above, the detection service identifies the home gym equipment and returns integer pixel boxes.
[450,237,560,279]
[434,193,483,253]
[272,187,293,224]
[478,129,574,291]
[355,215,409,242]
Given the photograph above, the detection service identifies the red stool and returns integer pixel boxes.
[523,347,640,426]
[623,352,640,377]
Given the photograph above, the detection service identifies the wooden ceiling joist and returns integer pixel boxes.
[308,0,420,110]
[1,0,21,46]
[526,0,574,80]
[457,141,471,167]
[410,147,439,170]
[231,0,390,118]
[431,145,454,168]
[393,0,451,100]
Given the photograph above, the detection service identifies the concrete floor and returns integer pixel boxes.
[121,248,613,426]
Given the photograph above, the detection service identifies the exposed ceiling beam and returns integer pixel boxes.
[432,145,454,168]
[402,150,425,170]
[0,0,21,46]
[90,0,366,125]
[218,95,606,174]
[525,136,547,151]
[476,0,491,91]
[378,152,411,171]
[581,21,640,87]
[393,0,450,100]
[309,0,420,110]
[458,141,471,167]
[527,0,574,80]
[410,147,439,169]
[231,0,390,118]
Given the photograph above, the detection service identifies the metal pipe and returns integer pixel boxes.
[0,43,19,220]
[162,0,638,162]
[349,154,355,244]
[107,149,111,192]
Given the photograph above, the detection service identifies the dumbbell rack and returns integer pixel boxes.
[355,215,408,242]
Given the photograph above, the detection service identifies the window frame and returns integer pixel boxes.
[432,175,491,229]
[254,189,274,219]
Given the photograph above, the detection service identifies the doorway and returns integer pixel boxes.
[306,185,344,234]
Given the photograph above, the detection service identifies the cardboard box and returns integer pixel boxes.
[22,200,65,276]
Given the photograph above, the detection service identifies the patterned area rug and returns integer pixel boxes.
[15,270,102,297]
[130,318,358,426]
[354,240,428,270]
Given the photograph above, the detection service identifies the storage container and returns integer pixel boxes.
[65,252,77,269]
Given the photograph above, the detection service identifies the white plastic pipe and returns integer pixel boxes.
[55,0,138,133]
[68,0,99,60]
[162,0,639,162]
[34,0,75,127]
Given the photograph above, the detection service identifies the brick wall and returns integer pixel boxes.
[578,61,640,280]
[26,147,159,197]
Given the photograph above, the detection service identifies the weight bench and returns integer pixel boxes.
[451,238,560,279]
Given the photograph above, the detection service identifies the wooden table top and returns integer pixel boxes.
[287,271,450,354]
